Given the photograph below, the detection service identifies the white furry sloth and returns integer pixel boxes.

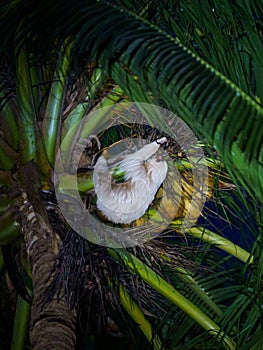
[93,137,168,224]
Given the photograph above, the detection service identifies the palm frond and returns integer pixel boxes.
[0,1,263,349]
[1,0,262,200]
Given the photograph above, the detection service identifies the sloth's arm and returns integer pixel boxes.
[128,137,167,161]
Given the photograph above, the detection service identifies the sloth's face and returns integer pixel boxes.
[144,153,168,187]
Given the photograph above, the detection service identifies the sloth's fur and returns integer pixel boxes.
[93,138,168,224]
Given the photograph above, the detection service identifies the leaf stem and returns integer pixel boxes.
[10,296,31,350]
[119,283,162,349]
[109,248,235,349]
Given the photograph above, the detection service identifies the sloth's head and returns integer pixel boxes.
[142,152,168,188]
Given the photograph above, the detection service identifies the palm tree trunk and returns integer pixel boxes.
[18,161,77,350]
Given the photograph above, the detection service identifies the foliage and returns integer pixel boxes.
[0,0,262,349]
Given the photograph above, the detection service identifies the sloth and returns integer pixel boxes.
[93,137,168,224]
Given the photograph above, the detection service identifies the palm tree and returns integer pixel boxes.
[0,1,262,349]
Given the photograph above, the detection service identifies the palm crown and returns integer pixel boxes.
[0,1,262,349]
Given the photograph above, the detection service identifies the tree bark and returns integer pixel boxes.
[18,162,77,350]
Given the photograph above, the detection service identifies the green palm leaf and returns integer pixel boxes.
[2,1,262,200]
[1,1,263,349]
